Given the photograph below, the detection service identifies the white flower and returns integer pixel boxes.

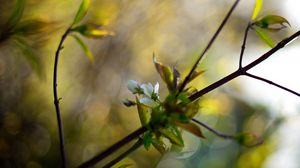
[154,82,159,94]
[127,80,140,94]
[141,83,153,97]
[140,97,158,107]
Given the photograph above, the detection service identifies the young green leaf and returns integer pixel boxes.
[185,100,200,118]
[151,138,166,154]
[253,28,275,48]
[71,24,115,38]
[175,122,205,139]
[188,70,205,83]
[72,0,90,25]
[7,0,25,30]
[251,0,263,20]
[235,132,262,147]
[158,126,184,147]
[136,97,151,126]
[254,15,290,32]
[117,164,132,168]
[71,35,94,62]
[153,55,174,91]
[143,131,153,150]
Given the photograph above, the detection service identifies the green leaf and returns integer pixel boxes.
[158,126,184,147]
[185,100,200,118]
[175,122,205,139]
[254,15,290,32]
[14,36,42,77]
[153,55,174,91]
[143,131,153,150]
[253,28,275,48]
[235,132,262,147]
[177,92,191,105]
[136,97,151,126]
[188,70,205,83]
[7,0,25,29]
[13,19,50,35]
[71,35,94,62]
[172,66,180,90]
[71,24,115,38]
[251,0,263,20]
[117,164,132,168]
[72,0,90,25]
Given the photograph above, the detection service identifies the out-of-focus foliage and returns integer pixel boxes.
[0,0,295,168]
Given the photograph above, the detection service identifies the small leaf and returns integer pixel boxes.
[251,0,263,20]
[188,70,205,83]
[254,15,290,32]
[122,98,136,107]
[185,100,200,118]
[7,0,25,30]
[173,66,180,89]
[13,19,53,35]
[71,35,94,62]
[153,55,174,91]
[151,138,166,154]
[175,122,205,139]
[72,0,90,25]
[235,132,263,147]
[177,92,191,105]
[158,126,184,147]
[143,131,153,150]
[118,164,132,168]
[253,28,275,48]
[71,24,115,38]
[136,97,151,126]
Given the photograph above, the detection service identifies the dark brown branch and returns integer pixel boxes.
[103,139,143,168]
[192,118,235,139]
[245,72,300,97]
[78,126,147,168]
[189,30,300,102]
[239,23,251,68]
[178,0,241,94]
[53,28,71,168]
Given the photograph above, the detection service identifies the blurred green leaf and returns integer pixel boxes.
[71,35,94,62]
[13,19,51,35]
[71,24,115,38]
[14,36,42,77]
[151,138,166,154]
[72,0,90,25]
[118,164,132,168]
[158,126,184,147]
[143,131,153,150]
[176,122,205,139]
[235,132,261,147]
[136,97,151,126]
[7,0,25,30]
[177,92,190,105]
[188,70,205,83]
[251,0,263,20]
[153,55,174,91]
[172,66,180,89]
[253,28,275,48]
[254,15,290,32]
[185,100,200,118]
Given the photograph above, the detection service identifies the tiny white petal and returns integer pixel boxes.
[141,83,153,97]
[140,97,158,107]
[154,82,159,94]
[127,80,139,93]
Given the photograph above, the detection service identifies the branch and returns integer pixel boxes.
[245,72,300,97]
[102,139,143,168]
[178,0,241,93]
[78,126,147,168]
[239,23,251,68]
[192,118,235,139]
[53,28,71,168]
[189,30,300,101]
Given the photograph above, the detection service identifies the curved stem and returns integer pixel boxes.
[178,0,241,94]
[53,28,71,168]
[78,126,147,168]
[239,23,251,68]
[103,139,143,168]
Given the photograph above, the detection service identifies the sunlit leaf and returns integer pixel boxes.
[177,92,190,105]
[151,138,166,154]
[254,15,290,32]
[71,24,115,38]
[136,97,151,126]
[251,0,263,20]
[235,132,262,147]
[188,70,205,83]
[13,19,52,35]
[143,131,153,150]
[71,35,94,62]
[175,122,205,139]
[153,55,174,91]
[185,100,200,118]
[253,28,275,48]
[7,0,25,29]
[118,164,132,168]
[14,36,42,77]
[72,0,90,25]
[158,126,184,147]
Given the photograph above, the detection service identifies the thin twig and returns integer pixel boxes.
[53,28,71,168]
[178,0,241,94]
[189,30,300,101]
[239,23,251,68]
[245,72,300,97]
[192,118,235,139]
[78,126,147,168]
[103,139,144,168]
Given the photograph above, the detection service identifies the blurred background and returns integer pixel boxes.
[0,0,300,167]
